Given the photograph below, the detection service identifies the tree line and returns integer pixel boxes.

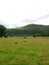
[0,24,49,37]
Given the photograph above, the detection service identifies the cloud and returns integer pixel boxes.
[0,14,49,28]
[0,0,49,28]
[22,14,49,24]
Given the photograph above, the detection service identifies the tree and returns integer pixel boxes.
[0,25,6,37]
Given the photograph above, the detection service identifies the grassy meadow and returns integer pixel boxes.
[0,37,49,65]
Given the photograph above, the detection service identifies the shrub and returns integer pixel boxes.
[24,40,26,42]
[4,34,8,38]
[33,35,36,38]
[15,42,17,44]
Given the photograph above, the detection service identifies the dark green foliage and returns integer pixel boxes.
[0,25,6,37]
[33,35,36,38]
[6,24,49,37]
[4,34,8,38]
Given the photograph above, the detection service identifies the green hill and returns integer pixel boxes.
[6,24,49,36]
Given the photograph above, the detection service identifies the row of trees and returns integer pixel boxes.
[6,24,49,37]
[0,24,49,37]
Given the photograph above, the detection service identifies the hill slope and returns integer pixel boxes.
[6,24,49,36]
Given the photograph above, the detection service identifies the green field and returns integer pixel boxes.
[0,37,49,65]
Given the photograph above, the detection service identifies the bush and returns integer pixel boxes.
[33,35,36,38]
[15,42,17,44]
[4,34,8,38]
[24,40,26,42]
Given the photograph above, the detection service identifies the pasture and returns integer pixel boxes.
[0,37,49,65]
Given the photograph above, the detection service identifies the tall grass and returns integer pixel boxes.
[0,37,49,65]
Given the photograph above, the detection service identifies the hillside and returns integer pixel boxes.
[6,24,49,36]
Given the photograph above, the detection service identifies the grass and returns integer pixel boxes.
[0,37,49,65]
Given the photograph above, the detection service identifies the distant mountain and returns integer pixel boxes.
[6,24,49,36]
[23,24,49,29]
[17,24,49,30]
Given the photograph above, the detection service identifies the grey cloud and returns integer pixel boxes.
[22,14,49,23]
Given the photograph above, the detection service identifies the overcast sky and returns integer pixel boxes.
[0,0,49,28]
